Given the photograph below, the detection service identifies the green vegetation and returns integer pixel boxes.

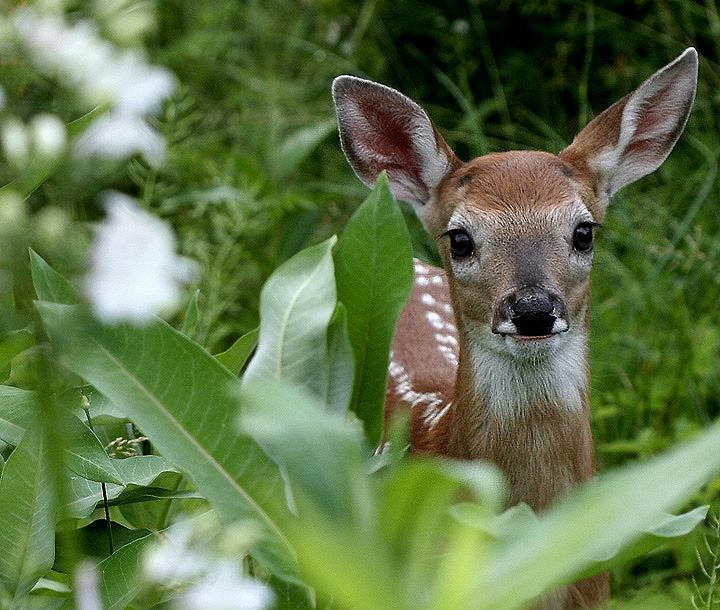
[0,1,719,608]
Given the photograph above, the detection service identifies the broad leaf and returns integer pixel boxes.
[96,533,153,610]
[36,302,296,580]
[64,455,179,520]
[333,173,414,445]
[214,327,259,376]
[0,386,123,484]
[62,413,123,485]
[0,386,36,446]
[243,237,337,401]
[241,379,371,525]
[181,289,200,337]
[471,419,720,610]
[0,426,55,606]
[29,249,78,305]
[324,304,354,414]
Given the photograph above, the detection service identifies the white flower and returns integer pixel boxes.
[143,525,208,585]
[74,561,102,610]
[84,193,198,324]
[1,117,30,168]
[30,113,67,159]
[178,561,273,610]
[13,9,175,116]
[75,113,166,165]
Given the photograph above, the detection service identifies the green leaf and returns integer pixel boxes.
[29,250,78,305]
[96,533,153,610]
[0,387,123,484]
[0,330,35,381]
[110,485,203,507]
[59,386,129,427]
[64,455,179,520]
[324,304,354,414]
[35,302,296,580]
[241,379,371,525]
[0,426,55,605]
[181,289,200,337]
[0,386,36,446]
[214,327,259,376]
[333,173,414,445]
[472,419,720,610]
[62,414,123,485]
[243,237,337,401]
[572,505,709,581]
[54,522,151,572]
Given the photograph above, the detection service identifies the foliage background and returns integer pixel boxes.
[3,0,720,608]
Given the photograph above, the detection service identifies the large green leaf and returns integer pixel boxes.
[324,304,354,414]
[333,173,414,445]
[64,455,179,520]
[243,237,337,402]
[471,419,720,610]
[241,379,371,525]
[0,386,36,446]
[0,386,123,485]
[35,302,297,580]
[62,413,123,485]
[29,249,78,305]
[0,426,55,607]
[214,327,259,376]
[96,533,153,610]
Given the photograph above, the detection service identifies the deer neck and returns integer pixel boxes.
[447,323,596,511]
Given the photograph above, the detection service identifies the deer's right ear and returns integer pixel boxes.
[332,76,459,223]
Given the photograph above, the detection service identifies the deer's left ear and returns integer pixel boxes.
[560,48,698,206]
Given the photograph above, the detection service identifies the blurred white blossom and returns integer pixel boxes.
[11,8,175,164]
[178,561,273,610]
[1,117,30,168]
[144,520,273,610]
[75,113,165,165]
[84,193,198,324]
[74,561,102,610]
[143,523,207,585]
[30,113,67,159]
[13,10,175,114]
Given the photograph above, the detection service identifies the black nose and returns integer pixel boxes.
[511,293,556,336]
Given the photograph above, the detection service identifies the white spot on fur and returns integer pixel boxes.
[414,260,430,274]
[421,292,436,306]
[388,359,447,428]
[435,333,458,346]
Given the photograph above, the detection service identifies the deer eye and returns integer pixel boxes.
[446,229,474,259]
[572,222,596,253]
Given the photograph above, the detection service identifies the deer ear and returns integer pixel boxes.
[332,76,459,223]
[560,48,698,203]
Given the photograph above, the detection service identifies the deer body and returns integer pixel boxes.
[333,49,698,609]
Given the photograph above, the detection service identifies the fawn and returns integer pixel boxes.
[332,48,698,609]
